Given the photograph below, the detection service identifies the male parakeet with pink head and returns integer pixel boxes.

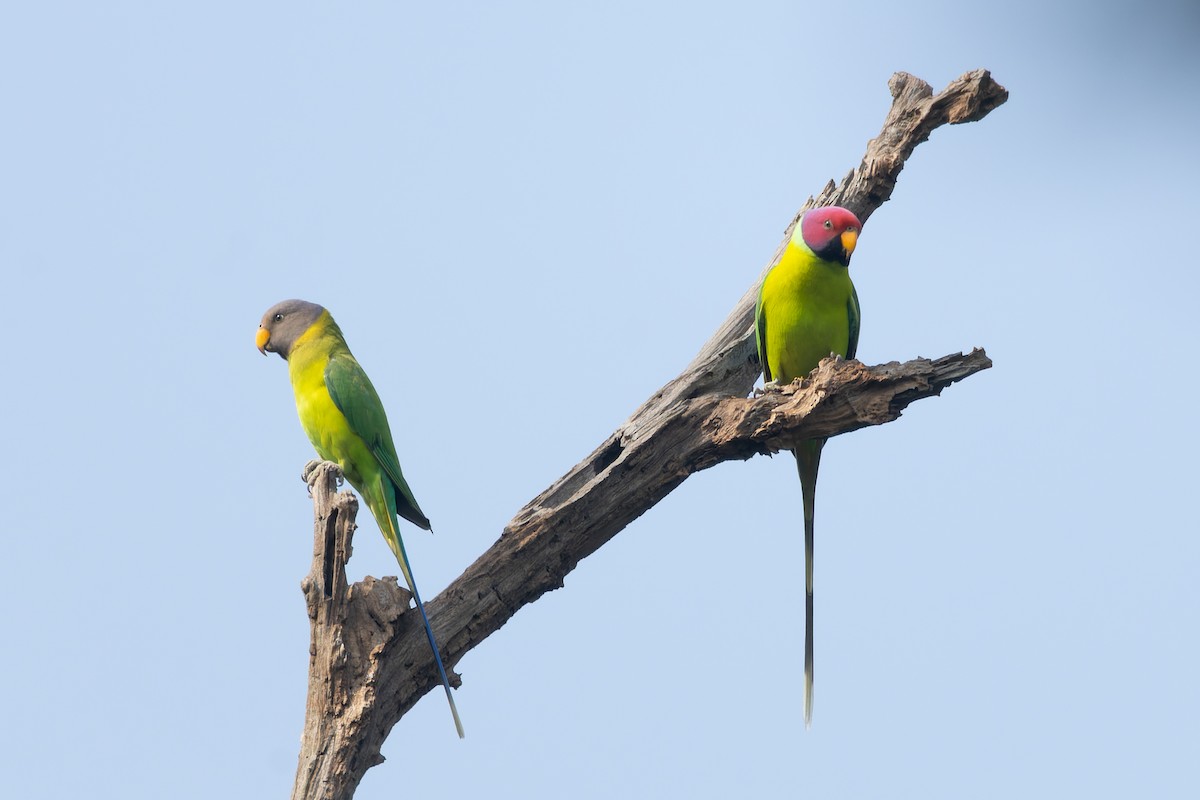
[755,206,862,727]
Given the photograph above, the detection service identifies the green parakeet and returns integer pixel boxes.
[754,206,862,727]
[257,299,464,738]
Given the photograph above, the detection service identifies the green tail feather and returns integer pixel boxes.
[794,439,824,729]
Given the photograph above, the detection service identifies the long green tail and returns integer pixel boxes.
[375,479,465,738]
[794,439,824,729]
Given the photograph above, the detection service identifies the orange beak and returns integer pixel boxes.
[841,229,858,258]
[255,326,271,355]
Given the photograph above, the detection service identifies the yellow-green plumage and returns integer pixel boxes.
[286,314,431,558]
[288,320,388,499]
[258,300,463,738]
[755,207,861,728]
[756,241,857,384]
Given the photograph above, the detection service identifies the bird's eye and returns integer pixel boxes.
[274,313,284,322]
[823,219,833,229]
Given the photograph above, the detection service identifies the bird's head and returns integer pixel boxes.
[797,206,862,267]
[256,299,325,360]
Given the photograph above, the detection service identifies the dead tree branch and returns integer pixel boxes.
[291,69,1007,800]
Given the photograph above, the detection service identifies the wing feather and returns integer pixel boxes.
[846,283,861,361]
[325,354,431,529]
[755,279,773,383]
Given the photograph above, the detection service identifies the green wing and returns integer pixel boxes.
[324,354,431,529]
[846,282,861,361]
[755,279,772,383]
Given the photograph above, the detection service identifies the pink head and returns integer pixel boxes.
[798,206,862,266]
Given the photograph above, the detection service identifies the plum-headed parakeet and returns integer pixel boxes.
[257,299,464,738]
[754,206,862,727]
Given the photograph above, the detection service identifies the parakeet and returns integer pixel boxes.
[754,206,862,727]
[256,299,464,738]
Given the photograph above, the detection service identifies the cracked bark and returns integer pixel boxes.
[290,69,1008,800]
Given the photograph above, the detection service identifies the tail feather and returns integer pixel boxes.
[388,526,466,739]
[794,439,824,729]
[373,478,465,738]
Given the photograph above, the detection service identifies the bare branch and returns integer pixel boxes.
[291,70,1007,800]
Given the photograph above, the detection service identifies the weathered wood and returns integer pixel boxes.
[450,351,992,654]
[290,463,383,800]
[291,69,1007,800]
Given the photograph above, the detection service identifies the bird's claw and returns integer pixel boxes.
[754,380,781,397]
[302,460,344,493]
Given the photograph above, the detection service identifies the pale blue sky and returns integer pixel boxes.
[3,2,1198,798]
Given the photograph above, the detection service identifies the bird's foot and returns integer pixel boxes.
[753,380,782,397]
[302,460,344,493]
[301,459,323,483]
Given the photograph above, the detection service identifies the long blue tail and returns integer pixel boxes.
[391,530,466,738]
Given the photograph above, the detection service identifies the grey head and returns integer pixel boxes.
[256,299,326,360]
